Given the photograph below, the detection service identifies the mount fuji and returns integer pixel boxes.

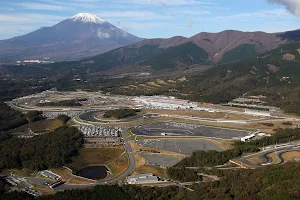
[0,13,142,61]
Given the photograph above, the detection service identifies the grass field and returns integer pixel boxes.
[131,146,168,178]
[267,152,282,164]
[247,157,264,164]
[282,151,300,163]
[131,141,186,158]
[68,147,126,170]
[49,168,95,184]
[29,119,63,133]
[1,169,29,176]
[147,82,162,87]
[107,151,129,178]
[68,147,129,179]
[142,108,258,120]
[135,165,167,178]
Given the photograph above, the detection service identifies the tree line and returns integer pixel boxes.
[0,104,45,132]
[38,99,82,107]
[0,126,84,171]
[1,163,300,199]
[171,128,300,169]
[103,109,140,119]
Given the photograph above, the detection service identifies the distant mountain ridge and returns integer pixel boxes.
[0,13,142,61]
[83,29,300,71]
[1,13,299,66]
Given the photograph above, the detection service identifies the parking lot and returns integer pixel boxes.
[139,151,181,167]
[132,122,249,140]
[43,111,81,119]
[135,139,223,155]
[79,125,122,137]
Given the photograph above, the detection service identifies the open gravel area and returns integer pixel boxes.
[132,122,249,140]
[139,152,181,167]
[135,139,223,155]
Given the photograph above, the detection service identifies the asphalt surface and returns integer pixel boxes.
[132,122,249,140]
[238,143,300,168]
[136,139,223,155]
[105,129,136,183]
[78,110,157,123]
[26,128,136,192]
[139,152,181,167]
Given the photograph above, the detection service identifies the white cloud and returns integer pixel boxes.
[0,13,66,24]
[268,0,300,16]
[97,31,111,38]
[187,18,193,28]
[214,9,290,20]
[112,0,212,6]
[0,13,68,39]
[0,24,36,39]
[98,11,169,20]
[16,2,67,11]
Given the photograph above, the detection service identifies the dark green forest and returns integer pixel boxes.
[103,108,140,119]
[1,163,300,200]
[38,99,82,107]
[0,126,84,171]
[0,103,28,131]
[172,128,300,169]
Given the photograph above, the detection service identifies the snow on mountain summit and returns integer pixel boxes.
[71,13,105,24]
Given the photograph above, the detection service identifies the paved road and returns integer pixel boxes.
[104,129,136,183]
[78,110,158,124]
[132,122,249,140]
[55,129,136,191]
[237,142,300,168]
[25,128,136,192]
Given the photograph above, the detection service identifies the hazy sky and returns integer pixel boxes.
[0,0,300,40]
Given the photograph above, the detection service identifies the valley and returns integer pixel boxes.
[1,5,300,199]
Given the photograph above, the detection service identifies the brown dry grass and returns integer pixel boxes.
[1,169,28,176]
[267,152,281,164]
[231,159,253,168]
[135,165,167,178]
[29,119,63,132]
[67,177,94,184]
[68,147,125,170]
[50,168,71,181]
[33,185,55,195]
[194,119,296,134]
[283,53,296,61]
[282,151,300,163]
[50,168,94,184]
[142,109,257,120]
[247,157,264,164]
[109,152,129,178]
[131,142,185,159]
[130,141,168,178]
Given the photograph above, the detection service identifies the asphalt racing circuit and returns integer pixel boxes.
[78,110,158,123]
[237,142,300,168]
[132,122,250,140]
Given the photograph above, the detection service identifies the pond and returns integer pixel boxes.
[78,165,108,180]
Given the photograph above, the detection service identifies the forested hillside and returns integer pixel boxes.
[0,126,84,171]
[178,43,300,115]
[1,163,300,200]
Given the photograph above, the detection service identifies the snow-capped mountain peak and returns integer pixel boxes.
[71,13,105,24]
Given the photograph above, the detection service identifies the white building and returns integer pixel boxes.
[241,134,255,142]
[133,96,196,110]
[126,173,159,184]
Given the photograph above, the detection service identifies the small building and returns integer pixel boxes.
[241,134,255,142]
[126,173,159,184]
[40,170,61,180]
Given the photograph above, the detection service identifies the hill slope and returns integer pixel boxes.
[81,29,300,71]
